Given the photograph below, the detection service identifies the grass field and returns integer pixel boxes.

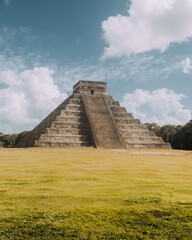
[0,148,192,239]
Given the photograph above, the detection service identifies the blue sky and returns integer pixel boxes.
[0,0,192,133]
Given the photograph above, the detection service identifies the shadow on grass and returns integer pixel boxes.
[0,207,192,239]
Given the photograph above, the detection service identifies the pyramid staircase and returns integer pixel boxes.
[106,96,169,149]
[16,81,170,149]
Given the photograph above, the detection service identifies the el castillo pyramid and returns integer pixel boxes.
[16,81,170,149]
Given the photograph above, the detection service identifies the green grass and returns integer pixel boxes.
[0,148,192,239]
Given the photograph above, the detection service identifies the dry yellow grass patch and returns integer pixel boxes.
[0,148,192,239]
[0,148,191,215]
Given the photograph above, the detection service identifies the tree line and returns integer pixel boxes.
[0,131,29,148]
[145,119,192,150]
[0,119,191,149]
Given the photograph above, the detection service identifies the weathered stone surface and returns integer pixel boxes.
[16,80,170,149]
[81,94,124,148]
[73,80,107,94]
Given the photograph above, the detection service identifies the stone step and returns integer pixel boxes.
[45,128,89,135]
[53,118,87,124]
[65,104,84,111]
[113,112,133,118]
[55,116,87,122]
[40,133,90,137]
[107,100,120,107]
[110,106,127,113]
[73,93,81,99]
[39,134,90,141]
[106,95,113,101]
[81,94,122,149]
[121,131,156,137]
[35,140,92,147]
[60,111,85,117]
[69,98,82,105]
[126,143,170,149]
[60,109,85,115]
[123,136,165,144]
[118,123,146,130]
[116,119,141,124]
[50,122,88,128]
[66,102,82,107]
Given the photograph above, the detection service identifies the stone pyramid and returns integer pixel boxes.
[16,81,170,149]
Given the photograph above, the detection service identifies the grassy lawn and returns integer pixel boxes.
[0,148,192,239]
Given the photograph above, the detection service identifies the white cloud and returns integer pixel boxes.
[102,0,192,59]
[56,53,180,91]
[0,59,190,133]
[20,68,67,111]
[0,67,67,133]
[56,63,124,92]
[121,88,191,125]
[4,0,10,6]
[182,57,192,73]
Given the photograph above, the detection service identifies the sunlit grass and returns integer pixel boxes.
[0,148,192,239]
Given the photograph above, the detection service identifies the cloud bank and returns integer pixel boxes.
[102,0,192,59]
[121,88,191,126]
[0,56,186,133]
[0,67,67,133]
[0,24,190,133]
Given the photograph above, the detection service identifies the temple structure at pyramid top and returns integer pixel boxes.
[16,80,170,149]
[73,80,107,94]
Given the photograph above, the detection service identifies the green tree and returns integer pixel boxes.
[15,131,29,145]
[145,123,184,149]
[144,123,161,137]
[178,120,192,150]
[1,134,18,147]
[160,125,182,144]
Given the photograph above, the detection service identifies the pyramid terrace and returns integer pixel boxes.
[16,80,170,149]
